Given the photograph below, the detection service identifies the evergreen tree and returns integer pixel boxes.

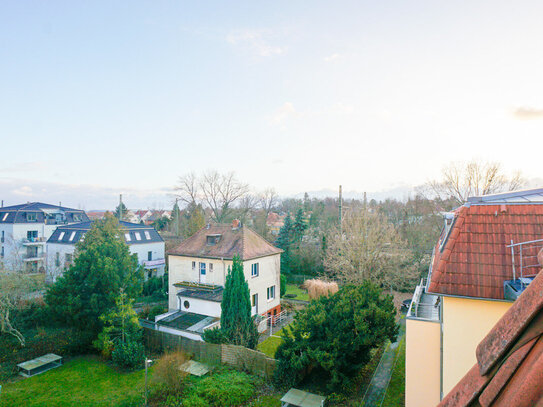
[170,201,182,236]
[276,213,293,274]
[184,203,206,238]
[216,255,259,348]
[114,202,129,220]
[46,215,143,335]
[293,208,307,241]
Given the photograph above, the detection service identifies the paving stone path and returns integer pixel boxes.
[361,320,405,406]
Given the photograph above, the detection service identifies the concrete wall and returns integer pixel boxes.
[168,254,281,317]
[442,296,512,394]
[177,295,222,318]
[405,318,441,407]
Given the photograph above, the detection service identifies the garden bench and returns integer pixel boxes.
[17,353,63,377]
[280,388,326,407]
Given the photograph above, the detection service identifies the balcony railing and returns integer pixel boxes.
[408,278,440,321]
[22,237,46,245]
[507,239,543,280]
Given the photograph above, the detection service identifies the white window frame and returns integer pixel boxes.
[267,285,276,300]
[199,262,206,275]
[251,263,259,277]
[144,231,151,240]
[69,231,76,242]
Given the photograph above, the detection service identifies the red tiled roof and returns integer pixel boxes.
[439,267,543,407]
[428,204,543,299]
[168,224,282,261]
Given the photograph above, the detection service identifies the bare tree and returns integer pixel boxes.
[237,194,259,224]
[174,170,250,223]
[323,208,418,291]
[174,172,200,206]
[0,270,43,346]
[425,161,525,205]
[259,188,278,216]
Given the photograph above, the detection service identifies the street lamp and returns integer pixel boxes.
[145,358,153,406]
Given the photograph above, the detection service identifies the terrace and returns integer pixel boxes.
[407,279,440,321]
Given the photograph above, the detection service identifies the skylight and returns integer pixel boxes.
[69,231,76,242]
[144,231,151,240]
[1,213,7,221]
[58,232,65,241]
[125,233,131,242]
[135,232,141,241]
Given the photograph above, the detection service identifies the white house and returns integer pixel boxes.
[0,202,89,272]
[46,220,166,282]
[164,221,282,338]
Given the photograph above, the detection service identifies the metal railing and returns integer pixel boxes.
[507,238,543,281]
[408,279,440,321]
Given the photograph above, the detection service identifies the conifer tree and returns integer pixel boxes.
[293,208,307,241]
[276,213,293,274]
[219,255,259,348]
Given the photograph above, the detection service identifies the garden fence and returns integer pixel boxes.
[142,328,276,379]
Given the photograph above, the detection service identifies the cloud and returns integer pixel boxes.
[0,161,48,173]
[268,102,299,126]
[12,185,33,197]
[513,107,543,120]
[226,29,285,57]
[324,53,341,62]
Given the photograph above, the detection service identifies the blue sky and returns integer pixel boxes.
[1,1,542,209]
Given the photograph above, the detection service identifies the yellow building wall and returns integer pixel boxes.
[442,296,512,394]
[405,318,441,407]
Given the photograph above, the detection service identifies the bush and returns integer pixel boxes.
[152,351,189,394]
[201,327,228,344]
[190,370,256,407]
[112,340,145,370]
[280,274,286,297]
[143,275,167,298]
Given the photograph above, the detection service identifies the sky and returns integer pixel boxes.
[1,1,542,209]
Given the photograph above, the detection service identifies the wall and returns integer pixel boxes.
[177,296,222,318]
[442,296,512,394]
[129,241,166,277]
[405,318,441,407]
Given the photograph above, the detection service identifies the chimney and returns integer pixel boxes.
[232,219,240,229]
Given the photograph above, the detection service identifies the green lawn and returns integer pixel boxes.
[284,284,309,301]
[257,327,289,358]
[0,356,146,407]
[381,336,406,407]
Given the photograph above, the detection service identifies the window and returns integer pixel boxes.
[27,230,38,240]
[65,253,73,263]
[252,293,257,307]
[199,262,206,275]
[192,261,196,270]
[148,251,152,261]
[73,213,81,222]
[267,285,276,300]
[135,232,141,241]
[209,263,213,272]
[206,234,221,245]
[125,233,131,242]
[55,252,60,267]
[251,263,259,277]
[1,231,4,243]
[1,246,4,257]
[183,300,190,309]
[69,231,76,242]
[1,213,8,221]
[144,231,151,240]
[26,213,37,222]
[58,232,65,241]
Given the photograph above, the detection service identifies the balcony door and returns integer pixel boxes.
[199,262,207,284]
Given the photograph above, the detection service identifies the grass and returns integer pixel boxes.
[257,327,289,358]
[381,336,406,407]
[0,356,147,407]
[284,284,309,301]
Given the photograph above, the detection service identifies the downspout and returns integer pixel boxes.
[440,296,444,400]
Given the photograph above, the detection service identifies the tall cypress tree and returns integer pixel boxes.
[276,213,293,274]
[220,254,259,348]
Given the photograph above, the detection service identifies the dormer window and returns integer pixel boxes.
[73,213,81,222]
[206,234,221,245]
[27,213,37,222]
[1,213,8,221]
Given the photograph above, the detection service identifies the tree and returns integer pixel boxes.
[45,215,143,335]
[425,160,525,205]
[170,201,182,236]
[203,255,258,348]
[182,202,206,238]
[275,283,398,390]
[94,289,144,368]
[114,202,129,221]
[293,208,307,241]
[275,213,294,274]
[260,188,278,216]
[323,208,418,291]
[0,271,42,345]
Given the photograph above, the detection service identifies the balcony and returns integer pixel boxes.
[143,258,165,269]
[407,279,440,321]
[22,237,47,246]
[23,253,46,262]
[504,238,543,300]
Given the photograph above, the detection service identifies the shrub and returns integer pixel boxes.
[112,340,145,370]
[152,351,189,395]
[191,370,256,407]
[280,274,287,297]
[143,275,167,298]
[201,327,227,344]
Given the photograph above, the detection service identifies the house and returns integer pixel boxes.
[0,202,89,272]
[266,212,285,236]
[439,255,543,406]
[405,188,543,407]
[166,220,282,337]
[46,220,166,281]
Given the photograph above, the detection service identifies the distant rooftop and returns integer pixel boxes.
[0,202,88,225]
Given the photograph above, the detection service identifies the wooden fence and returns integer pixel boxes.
[143,327,276,379]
